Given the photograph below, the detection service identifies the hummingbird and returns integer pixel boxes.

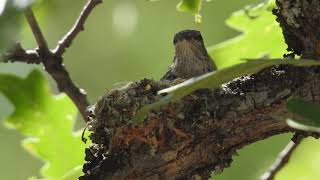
[161,30,217,80]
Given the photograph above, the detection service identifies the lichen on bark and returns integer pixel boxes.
[274,0,320,58]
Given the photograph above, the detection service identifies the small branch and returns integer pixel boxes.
[54,0,103,56]
[22,6,94,121]
[0,43,40,64]
[0,44,90,120]
[1,0,102,121]
[24,8,49,52]
[261,133,306,180]
[44,59,90,121]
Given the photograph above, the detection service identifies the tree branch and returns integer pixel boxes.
[0,1,102,121]
[261,133,306,180]
[258,0,320,178]
[81,65,320,179]
[54,0,103,57]
[23,6,92,121]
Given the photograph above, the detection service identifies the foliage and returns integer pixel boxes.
[176,0,203,24]
[286,98,320,132]
[0,70,87,179]
[275,137,320,180]
[208,0,287,69]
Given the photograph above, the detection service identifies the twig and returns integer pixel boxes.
[0,43,40,64]
[54,0,103,56]
[44,59,90,121]
[261,133,306,180]
[24,8,49,51]
[23,6,92,121]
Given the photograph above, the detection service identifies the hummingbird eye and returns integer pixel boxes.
[173,34,182,44]
[173,38,177,44]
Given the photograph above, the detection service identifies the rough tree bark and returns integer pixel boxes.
[80,0,320,179]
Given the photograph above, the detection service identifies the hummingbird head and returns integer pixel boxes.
[173,30,204,45]
[161,30,216,80]
[173,30,208,58]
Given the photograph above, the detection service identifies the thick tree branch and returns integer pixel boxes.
[259,0,320,177]
[54,0,103,57]
[80,65,320,179]
[262,133,306,180]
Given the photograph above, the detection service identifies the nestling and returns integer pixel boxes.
[161,30,217,80]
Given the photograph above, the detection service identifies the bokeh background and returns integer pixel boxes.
[1,0,319,179]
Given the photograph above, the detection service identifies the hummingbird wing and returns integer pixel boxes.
[161,56,177,81]
[161,69,177,80]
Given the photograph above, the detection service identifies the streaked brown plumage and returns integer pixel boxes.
[161,30,217,80]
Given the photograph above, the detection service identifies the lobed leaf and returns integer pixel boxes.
[0,70,88,179]
[208,0,286,69]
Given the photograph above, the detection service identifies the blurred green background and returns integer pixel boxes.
[1,0,319,179]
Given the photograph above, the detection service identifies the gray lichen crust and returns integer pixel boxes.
[277,0,302,28]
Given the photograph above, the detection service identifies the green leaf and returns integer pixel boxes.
[61,166,84,180]
[208,0,286,69]
[159,59,320,100]
[177,0,203,24]
[275,138,320,179]
[286,98,320,132]
[133,59,320,124]
[0,70,87,179]
[177,0,202,14]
